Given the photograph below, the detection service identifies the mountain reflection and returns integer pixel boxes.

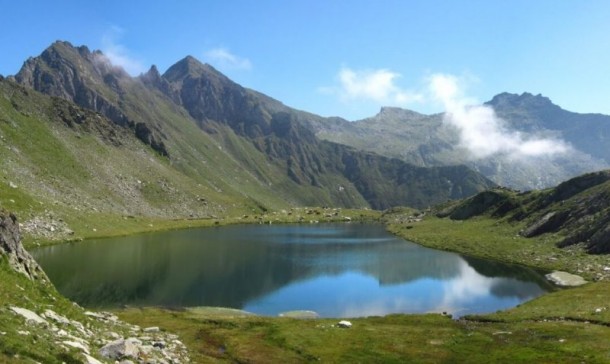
[32,224,550,317]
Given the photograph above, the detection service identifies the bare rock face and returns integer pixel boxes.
[0,210,47,281]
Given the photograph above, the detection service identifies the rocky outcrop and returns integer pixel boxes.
[8,305,190,363]
[0,210,47,281]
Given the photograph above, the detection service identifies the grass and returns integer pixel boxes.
[117,301,610,363]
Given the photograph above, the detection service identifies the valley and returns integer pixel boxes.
[1,40,610,363]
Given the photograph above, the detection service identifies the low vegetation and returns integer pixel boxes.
[2,203,610,363]
[117,286,610,363]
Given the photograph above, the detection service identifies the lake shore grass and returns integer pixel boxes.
[22,207,381,250]
[8,207,610,362]
[116,295,610,363]
[114,209,610,363]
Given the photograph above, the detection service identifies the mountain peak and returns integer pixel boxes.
[43,40,92,62]
[144,64,161,79]
[377,106,424,118]
[163,55,222,82]
[486,92,559,111]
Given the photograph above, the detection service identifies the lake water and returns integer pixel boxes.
[32,223,552,318]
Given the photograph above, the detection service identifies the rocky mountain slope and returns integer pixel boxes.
[437,170,610,254]
[313,95,610,190]
[1,40,493,235]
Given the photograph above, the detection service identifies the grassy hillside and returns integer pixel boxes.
[431,170,610,255]
[0,79,285,245]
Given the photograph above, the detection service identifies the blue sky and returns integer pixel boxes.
[1,1,609,120]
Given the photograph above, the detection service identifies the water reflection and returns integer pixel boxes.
[32,224,552,317]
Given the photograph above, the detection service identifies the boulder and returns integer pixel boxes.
[82,354,104,364]
[337,320,352,328]
[545,271,587,287]
[99,338,141,360]
[43,309,71,325]
[9,306,48,325]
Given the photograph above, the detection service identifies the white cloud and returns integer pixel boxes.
[324,67,424,107]
[100,26,146,76]
[428,73,571,159]
[204,48,252,71]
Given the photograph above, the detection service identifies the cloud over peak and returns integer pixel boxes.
[204,48,252,71]
[428,73,570,159]
[100,26,146,76]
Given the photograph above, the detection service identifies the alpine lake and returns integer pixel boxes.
[32,223,553,318]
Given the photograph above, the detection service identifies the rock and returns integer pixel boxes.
[0,211,48,281]
[43,309,71,325]
[139,345,155,356]
[10,306,48,325]
[143,326,160,333]
[85,311,118,322]
[99,338,141,360]
[337,320,352,328]
[82,354,104,364]
[545,271,588,286]
[70,319,91,337]
[63,340,90,354]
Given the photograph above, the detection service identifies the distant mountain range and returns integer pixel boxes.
[312,94,610,190]
[0,41,494,234]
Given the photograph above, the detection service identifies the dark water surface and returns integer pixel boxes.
[32,223,552,318]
